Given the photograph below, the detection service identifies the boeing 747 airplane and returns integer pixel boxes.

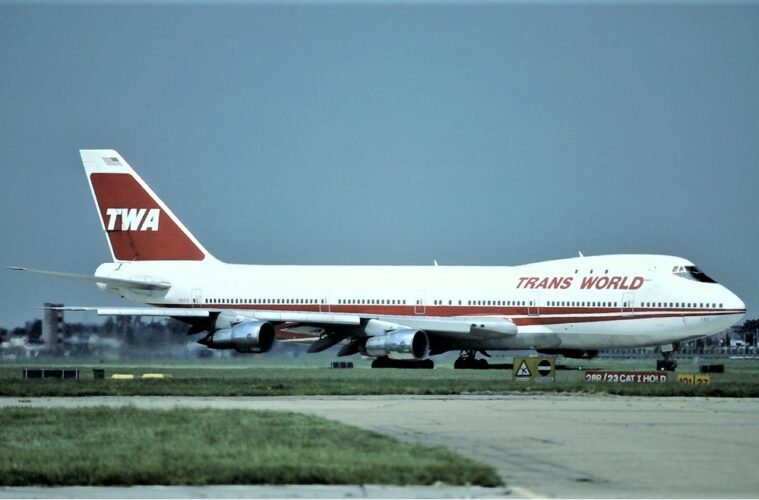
[11,150,746,369]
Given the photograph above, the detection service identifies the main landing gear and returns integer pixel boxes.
[371,356,434,369]
[453,350,489,369]
[656,344,678,372]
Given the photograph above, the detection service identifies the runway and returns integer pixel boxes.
[2,394,758,498]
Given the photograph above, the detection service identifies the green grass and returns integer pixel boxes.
[1,357,758,397]
[0,407,502,487]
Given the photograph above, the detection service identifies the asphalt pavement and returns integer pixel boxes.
[1,394,757,498]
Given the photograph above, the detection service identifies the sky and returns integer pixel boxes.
[1,1,758,329]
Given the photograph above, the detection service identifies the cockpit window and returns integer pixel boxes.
[672,265,717,283]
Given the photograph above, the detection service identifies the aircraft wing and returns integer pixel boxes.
[45,305,517,358]
[370,315,518,339]
[52,306,210,317]
[47,306,363,324]
[48,305,516,339]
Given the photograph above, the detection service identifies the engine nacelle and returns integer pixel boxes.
[364,329,429,360]
[214,311,250,331]
[204,320,275,353]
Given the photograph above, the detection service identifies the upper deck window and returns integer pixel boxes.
[673,265,717,283]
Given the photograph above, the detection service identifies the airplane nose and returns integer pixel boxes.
[729,290,746,314]
[737,296,746,313]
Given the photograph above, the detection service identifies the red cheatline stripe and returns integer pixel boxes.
[165,304,745,316]
[153,303,744,326]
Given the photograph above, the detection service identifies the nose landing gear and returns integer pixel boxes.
[656,343,678,371]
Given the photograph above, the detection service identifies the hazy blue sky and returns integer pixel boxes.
[1,1,757,328]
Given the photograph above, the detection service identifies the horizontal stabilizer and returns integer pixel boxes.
[8,267,171,291]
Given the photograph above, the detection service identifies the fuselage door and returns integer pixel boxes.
[191,288,202,306]
[622,292,634,316]
[415,291,426,315]
[320,290,331,313]
[528,292,540,316]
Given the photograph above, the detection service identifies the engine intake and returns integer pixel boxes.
[203,319,275,353]
[364,329,429,360]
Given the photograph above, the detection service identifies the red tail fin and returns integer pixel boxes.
[81,150,213,262]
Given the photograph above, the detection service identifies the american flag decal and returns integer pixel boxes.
[103,157,121,166]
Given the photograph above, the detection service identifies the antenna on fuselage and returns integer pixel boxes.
[578,251,584,257]
[433,259,439,267]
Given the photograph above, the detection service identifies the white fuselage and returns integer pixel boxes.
[96,253,745,351]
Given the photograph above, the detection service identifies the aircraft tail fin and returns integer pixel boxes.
[81,149,215,262]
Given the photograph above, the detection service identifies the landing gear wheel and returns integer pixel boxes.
[657,359,678,371]
[656,345,678,372]
[453,350,489,369]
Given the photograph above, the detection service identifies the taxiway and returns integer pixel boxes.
[1,394,757,498]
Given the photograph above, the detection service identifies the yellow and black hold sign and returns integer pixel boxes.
[676,373,711,385]
[513,357,555,383]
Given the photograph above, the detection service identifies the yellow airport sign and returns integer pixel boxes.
[513,357,555,383]
[676,373,711,385]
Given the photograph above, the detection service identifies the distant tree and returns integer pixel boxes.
[65,321,86,335]
[165,319,191,336]
[102,317,115,336]
[26,319,42,343]
[115,316,137,346]
[737,319,759,346]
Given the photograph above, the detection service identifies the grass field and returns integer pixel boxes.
[0,407,502,487]
[1,356,758,397]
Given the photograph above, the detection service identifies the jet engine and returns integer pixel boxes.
[364,329,429,360]
[202,319,275,353]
